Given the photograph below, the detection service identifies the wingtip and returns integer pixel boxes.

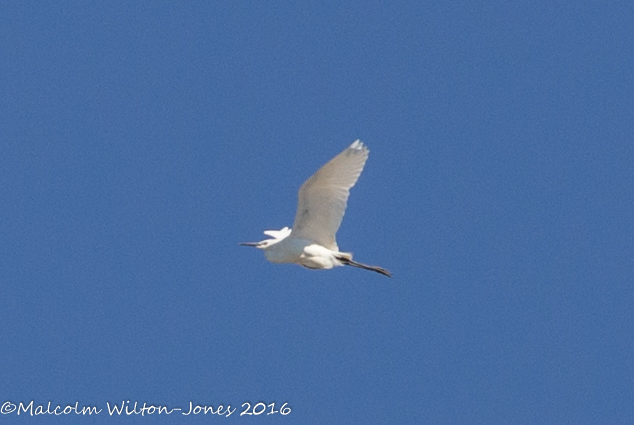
[350,139,368,152]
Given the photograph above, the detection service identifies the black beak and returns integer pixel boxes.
[238,242,259,247]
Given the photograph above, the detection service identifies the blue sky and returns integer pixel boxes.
[1,1,633,424]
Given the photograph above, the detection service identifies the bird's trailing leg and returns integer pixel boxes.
[338,256,392,277]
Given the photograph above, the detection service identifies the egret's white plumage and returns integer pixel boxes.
[239,140,391,277]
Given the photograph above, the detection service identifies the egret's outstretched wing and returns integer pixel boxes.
[291,140,369,250]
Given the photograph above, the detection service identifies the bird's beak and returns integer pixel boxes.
[238,242,259,247]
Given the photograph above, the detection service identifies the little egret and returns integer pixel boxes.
[239,140,391,277]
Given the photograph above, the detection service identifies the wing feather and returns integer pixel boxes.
[291,140,369,250]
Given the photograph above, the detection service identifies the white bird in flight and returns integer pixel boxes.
[239,140,391,277]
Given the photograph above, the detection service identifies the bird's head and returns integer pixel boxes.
[238,227,291,249]
[238,239,274,249]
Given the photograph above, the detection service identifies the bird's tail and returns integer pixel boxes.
[337,255,392,278]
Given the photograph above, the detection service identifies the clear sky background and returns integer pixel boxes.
[1,2,633,424]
